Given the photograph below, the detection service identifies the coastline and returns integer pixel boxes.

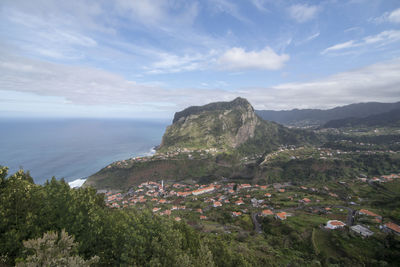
[69,145,158,188]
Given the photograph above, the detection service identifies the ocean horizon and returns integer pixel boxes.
[0,118,169,184]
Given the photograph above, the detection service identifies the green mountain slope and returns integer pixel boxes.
[323,108,400,128]
[86,97,319,189]
[256,101,400,127]
[159,97,317,155]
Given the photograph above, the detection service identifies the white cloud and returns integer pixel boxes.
[322,40,357,54]
[146,51,216,74]
[249,0,269,12]
[1,54,400,114]
[363,30,400,45]
[218,46,289,70]
[388,8,400,23]
[322,30,400,54]
[243,58,400,110]
[207,0,248,22]
[0,54,237,113]
[372,8,400,24]
[288,4,319,23]
[296,32,320,45]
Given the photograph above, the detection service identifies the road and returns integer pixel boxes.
[333,205,354,226]
[251,212,262,234]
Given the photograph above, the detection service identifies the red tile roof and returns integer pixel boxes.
[359,209,380,218]
[385,222,400,233]
[262,209,274,216]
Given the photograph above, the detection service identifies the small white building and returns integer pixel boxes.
[325,220,346,229]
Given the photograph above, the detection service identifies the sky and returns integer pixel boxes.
[1,0,400,119]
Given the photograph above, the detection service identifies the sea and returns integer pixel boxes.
[0,118,169,185]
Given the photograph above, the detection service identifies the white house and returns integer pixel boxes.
[325,220,346,229]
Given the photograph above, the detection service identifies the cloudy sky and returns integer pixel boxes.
[1,0,400,118]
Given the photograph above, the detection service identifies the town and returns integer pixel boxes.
[102,172,400,239]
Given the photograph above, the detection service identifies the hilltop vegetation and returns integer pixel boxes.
[159,97,317,155]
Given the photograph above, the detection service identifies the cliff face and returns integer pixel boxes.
[86,97,318,189]
[158,97,295,154]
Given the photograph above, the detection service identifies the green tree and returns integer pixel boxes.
[17,229,98,266]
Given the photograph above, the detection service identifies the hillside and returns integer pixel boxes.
[256,101,400,127]
[323,108,400,128]
[86,97,318,189]
[159,97,317,155]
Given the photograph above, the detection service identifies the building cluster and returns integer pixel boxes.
[102,175,400,237]
[356,173,400,183]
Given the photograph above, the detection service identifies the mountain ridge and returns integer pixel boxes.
[256,101,400,127]
[323,107,400,128]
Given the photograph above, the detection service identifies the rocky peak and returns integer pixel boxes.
[159,97,263,152]
[173,97,253,123]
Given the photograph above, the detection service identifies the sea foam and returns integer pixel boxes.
[68,178,86,188]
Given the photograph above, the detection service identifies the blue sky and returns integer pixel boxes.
[1,0,400,118]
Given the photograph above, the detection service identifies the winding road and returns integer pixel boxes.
[251,212,262,234]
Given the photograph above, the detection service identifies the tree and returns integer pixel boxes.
[17,229,98,267]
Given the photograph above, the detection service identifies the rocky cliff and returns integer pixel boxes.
[159,97,315,155]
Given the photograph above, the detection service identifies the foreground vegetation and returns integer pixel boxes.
[1,166,400,266]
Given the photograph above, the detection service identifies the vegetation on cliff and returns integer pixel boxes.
[159,97,317,155]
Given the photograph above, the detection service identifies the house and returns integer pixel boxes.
[177,191,192,197]
[350,225,374,237]
[174,217,181,222]
[261,209,274,216]
[192,186,215,196]
[196,208,203,213]
[200,215,207,220]
[213,201,222,207]
[232,211,242,217]
[325,220,346,229]
[358,209,382,219]
[301,198,311,204]
[278,189,285,193]
[152,207,161,212]
[383,222,400,235]
[235,200,244,205]
[275,212,287,220]
[240,184,251,189]
[265,193,271,198]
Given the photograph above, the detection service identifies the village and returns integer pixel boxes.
[102,172,400,238]
[105,143,399,170]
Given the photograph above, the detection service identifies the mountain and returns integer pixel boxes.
[256,101,400,127]
[159,97,316,155]
[85,97,317,189]
[323,108,400,128]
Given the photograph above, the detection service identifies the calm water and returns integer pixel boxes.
[0,118,169,184]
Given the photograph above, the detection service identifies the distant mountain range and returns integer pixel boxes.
[256,102,400,127]
[323,108,400,128]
